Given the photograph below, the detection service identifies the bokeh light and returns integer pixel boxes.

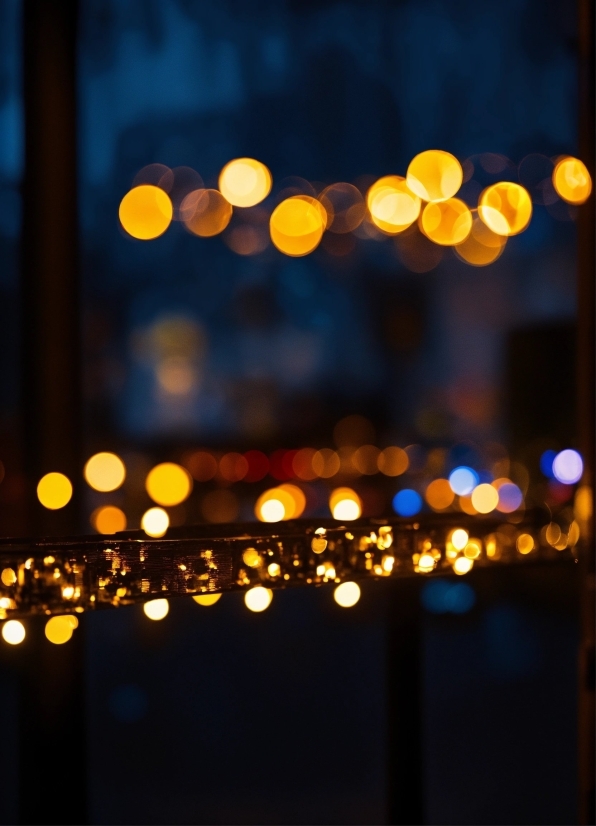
[245,586,273,613]
[312,449,340,478]
[478,182,532,236]
[180,189,233,237]
[453,557,474,575]
[540,449,557,479]
[255,485,305,522]
[270,196,326,256]
[45,615,76,645]
[392,489,422,517]
[2,620,25,645]
[377,446,409,476]
[192,593,222,606]
[553,157,592,204]
[448,466,479,496]
[1,568,16,586]
[219,452,249,482]
[334,581,361,608]
[292,448,318,481]
[37,472,73,510]
[495,482,523,513]
[367,176,421,234]
[450,528,469,551]
[141,507,169,537]
[455,215,507,266]
[329,487,362,521]
[143,599,169,620]
[470,483,499,513]
[425,478,454,510]
[119,185,173,240]
[185,451,218,481]
[92,505,127,534]
[84,452,126,492]
[352,445,380,475]
[145,462,192,506]
[516,533,534,554]
[319,183,365,233]
[552,449,583,484]
[421,198,472,245]
[219,158,272,207]
[406,150,463,202]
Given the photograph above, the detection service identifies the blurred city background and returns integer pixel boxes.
[0,0,586,823]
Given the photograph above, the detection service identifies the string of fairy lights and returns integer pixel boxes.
[117,151,592,265]
[0,150,590,646]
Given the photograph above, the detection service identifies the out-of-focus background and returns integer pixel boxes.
[0,0,584,823]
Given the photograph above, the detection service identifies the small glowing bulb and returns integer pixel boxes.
[192,593,222,607]
[2,620,25,645]
[382,555,395,573]
[417,553,436,573]
[450,528,469,551]
[334,581,361,608]
[143,598,169,620]
[267,562,281,577]
[245,586,273,613]
[141,507,169,538]
[453,557,474,575]
[45,615,75,645]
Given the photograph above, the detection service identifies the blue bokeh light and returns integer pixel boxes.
[540,449,557,479]
[392,489,422,517]
[421,579,476,614]
[448,466,479,496]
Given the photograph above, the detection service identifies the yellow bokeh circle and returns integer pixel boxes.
[92,505,127,535]
[329,487,362,521]
[553,157,592,204]
[334,581,361,608]
[141,507,169,538]
[406,150,463,202]
[421,198,472,245]
[45,615,76,645]
[478,182,532,236]
[145,462,192,506]
[245,586,273,612]
[84,452,126,492]
[37,472,73,510]
[119,185,173,240]
[470,483,499,514]
[270,196,326,256]
[219,158,272,207]
[367,176,421,234]
[255,484,306,522]
[2,620,25,645]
